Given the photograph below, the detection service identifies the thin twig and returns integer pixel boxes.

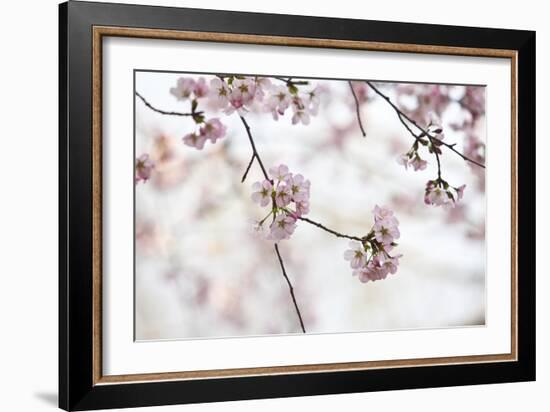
[365,81,485,169]
[272,76,310,86]
[297,216,363,242]
[135,91,200,117]
[238,116,269,180]
[274,243,306,333]
[241,154,255,183]
[348,81,366,137]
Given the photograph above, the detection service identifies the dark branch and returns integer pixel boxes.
[297,216,363,242]
[237,115,305,333]
[365,81,485,169]
[241,154,255,183]
[239,116,269,180]
[273,76,310,86]
[274,243,306,333]
[135,91,200,117]
[348,81,366,137]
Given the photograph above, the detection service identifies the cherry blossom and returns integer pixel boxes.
[199,118,227,143]
[209,77,230,108]
[291,98,311,125]
[285,173,310,202]
[374,218,400,245]
[170,77,196,101]
[251,180,273,207]
[250,164,311,242]
[265,85,291,120]
[275,185,292,208]
[293,200,310,218]
[344,205,402,284]
[397,153,428,171]
[135,153,155,184]
[193,77,209,98]
[424,179,466,208]
[269,164,291,182]
[353,253,402,283]
[302,86,322,116]
[344,241,367,269]
[182,132,207,150]
[269,214,297,241]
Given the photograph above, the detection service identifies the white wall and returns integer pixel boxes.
[0,0,545,411]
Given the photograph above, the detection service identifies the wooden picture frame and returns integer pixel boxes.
[59,1,535,410]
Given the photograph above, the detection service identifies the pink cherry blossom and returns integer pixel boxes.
[135,153,155,184]
[303,86,322,115]
[182,132,207,150]
[253,77,272,101]
[410,156,428,171]
[265,85,291,120]
[426,185,447,206]
[397,154,409,170]
[193,77,209,98]
[424,180,465,208]
[291,108,311,125]
[233,78,256,103]
[373,205,395,222]
[381,254,402,275]
[353,258,389,283]
[275,185,292,208]
[397,153,427,171]
[285,173,310,202]
[269,164,291,182]
[209,78,230,108]
[293,200,310,217]
[374,218,400,245]
[269,214,297,241]
[344,241,367,269]
[222,77,257,115]
[170,77,195,101]
[251,180,273,207]
[199,118,227,143]
[225,89,246,115]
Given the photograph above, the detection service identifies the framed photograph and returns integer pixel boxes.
[59,1,535,410]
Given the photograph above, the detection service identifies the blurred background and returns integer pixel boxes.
[134,71,486,341]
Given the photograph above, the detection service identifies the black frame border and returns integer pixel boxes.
[59,1,535,410]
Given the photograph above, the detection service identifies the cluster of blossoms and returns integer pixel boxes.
[250,164,311,242]
[210,75,323,125]
[344,205,402,283]
[395,85,486,185]
[396,114,443,172]
[169,76,228,150]
[135,153,155,184]
[395,114,468,208]
[424,179,466,208]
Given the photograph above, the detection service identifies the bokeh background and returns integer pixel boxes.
[134,71,486,340]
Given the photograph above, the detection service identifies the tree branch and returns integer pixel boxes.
[135,91,201,117]
[272,76,310,86]
[241,154,255,183]
[365,81,485,169]
[236,115,307,333]
[297,216,363,242]
[348,81,366,137]
[238,116,269,180]
[274,243,306,333]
